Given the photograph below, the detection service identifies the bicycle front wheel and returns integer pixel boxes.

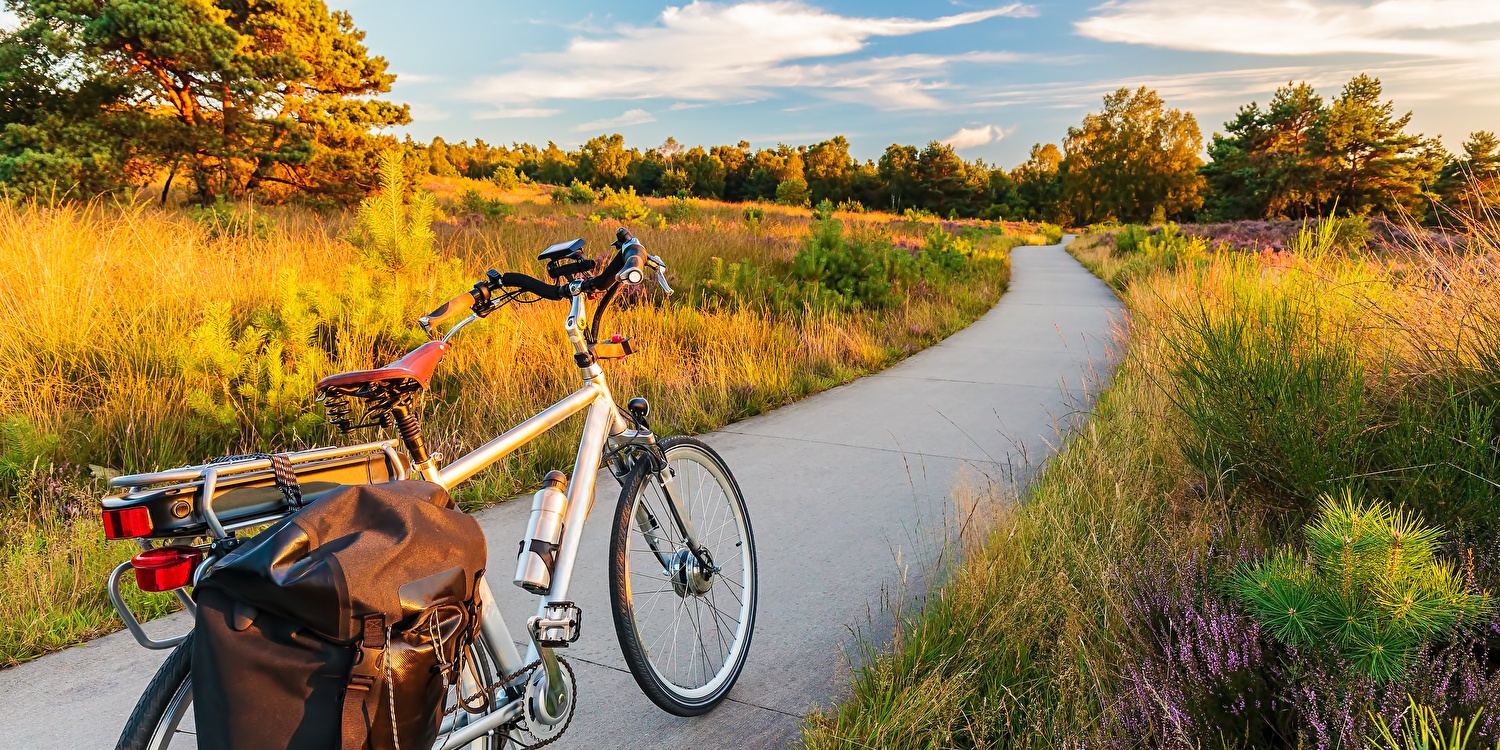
[608,436,758,716]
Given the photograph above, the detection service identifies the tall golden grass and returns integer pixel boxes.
[0,189,1032,666]
[803,211,1500,747]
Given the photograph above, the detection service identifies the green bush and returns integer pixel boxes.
[791,212,907,309]
[592,185,652,224]
[457,188,513,220]
[567,179,596,204]
[663,195,702,225]
[188,196,273,240]
[550,179,597,205]
[775,178,811,207]
[1232,492,1487,681]
[490,166,524,190]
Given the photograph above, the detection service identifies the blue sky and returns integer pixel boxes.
[334,0,1500,167]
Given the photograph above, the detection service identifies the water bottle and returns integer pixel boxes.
[514,470,568,594]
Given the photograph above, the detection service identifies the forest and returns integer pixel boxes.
[0,1,1494,226]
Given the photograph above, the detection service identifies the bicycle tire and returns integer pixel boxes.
[115,632,509,749]
[608,435,758,716]
[116,634,193,750]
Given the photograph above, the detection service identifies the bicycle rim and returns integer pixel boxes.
[146,680,195,749]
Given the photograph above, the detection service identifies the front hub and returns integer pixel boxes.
[669,548,714,597]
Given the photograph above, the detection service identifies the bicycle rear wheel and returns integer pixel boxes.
[608,436,758,716]
[116,635,195,750]
[116,633,511,749]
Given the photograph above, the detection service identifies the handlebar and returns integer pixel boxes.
[616,228,646,284]
[419,289,479,333]
[419,227,665,336]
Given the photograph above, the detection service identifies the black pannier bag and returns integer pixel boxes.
[191,480,488,750]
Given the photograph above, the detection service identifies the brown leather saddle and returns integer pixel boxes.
[315,341,449,431]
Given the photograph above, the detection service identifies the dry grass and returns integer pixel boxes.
[0,188,1033,666]
[803,213,1500,747]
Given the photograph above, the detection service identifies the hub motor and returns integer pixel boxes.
[669,548,715,597]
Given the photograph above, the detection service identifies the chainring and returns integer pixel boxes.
[508,657,576,749]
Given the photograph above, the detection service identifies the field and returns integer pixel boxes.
[0,174,1057,667]
[802,214,1500,748]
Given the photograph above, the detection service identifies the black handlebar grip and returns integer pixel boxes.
[618,242,646,284]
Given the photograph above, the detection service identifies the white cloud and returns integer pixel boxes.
[574,108,657,132]
[472,1,1034,111]
[474,106,563,120]
[1077,0,1500,64]
[405,103,451,123]
[942,124,1005,150]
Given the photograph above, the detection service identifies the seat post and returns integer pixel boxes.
[387,402,430,466]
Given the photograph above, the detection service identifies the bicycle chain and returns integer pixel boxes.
[442,657,576,750]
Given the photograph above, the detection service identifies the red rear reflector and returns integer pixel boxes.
[102,506,153,539]
[131,547,203,592]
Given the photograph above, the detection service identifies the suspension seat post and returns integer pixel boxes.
[388,402,430,466]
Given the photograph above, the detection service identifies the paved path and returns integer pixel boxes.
[0,237,1122,748]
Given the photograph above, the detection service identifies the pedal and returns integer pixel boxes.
[528,601,582,647]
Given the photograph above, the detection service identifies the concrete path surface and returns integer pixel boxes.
[0,237,1122,748]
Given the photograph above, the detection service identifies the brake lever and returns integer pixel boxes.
[647,255,674,295]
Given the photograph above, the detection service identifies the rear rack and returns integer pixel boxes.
[109,440,408,538]
[107,439,409,650]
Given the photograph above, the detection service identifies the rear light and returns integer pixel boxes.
[131,547,204,592]
[102,506,154,539]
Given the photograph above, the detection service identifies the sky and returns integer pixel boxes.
[336,1,1500,167]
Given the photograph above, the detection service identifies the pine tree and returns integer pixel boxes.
[1315,74,1444,217]
[1202,82,1329,219]
[0,0,408,202]
[1233,491,1488,681]
[1434,131,1500,216]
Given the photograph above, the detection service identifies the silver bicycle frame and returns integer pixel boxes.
[109,285,701,748]
[424,287,707,747]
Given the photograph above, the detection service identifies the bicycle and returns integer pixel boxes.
[102,228,758,749]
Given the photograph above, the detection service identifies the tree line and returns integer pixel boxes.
[0,0,1493,223]
[411,77,1496,225]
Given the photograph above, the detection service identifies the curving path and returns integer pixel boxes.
[0,237,1122,748]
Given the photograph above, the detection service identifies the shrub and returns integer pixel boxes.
[0,416,58,491]
[594,185,651,224]
[791,211,906,309]
[457,188,513,220]
[179,289,328,446]
[490,166,523,190]
[836,199,866,214]
[663,194,702,225]
[567,179,596,204]
[919,227,972,274]
[188,196,273,240]
[775,178,811,207]
[1232,493,1487,681]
